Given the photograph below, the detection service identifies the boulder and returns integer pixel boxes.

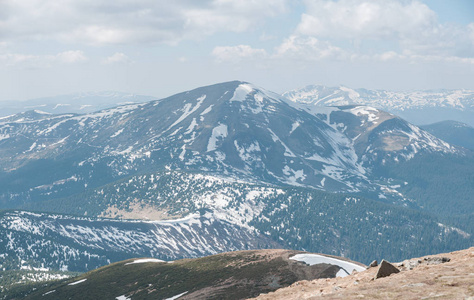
[368,260,378,268]
[375,259,400,279]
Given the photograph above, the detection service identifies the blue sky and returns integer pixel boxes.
[1,0,473,101]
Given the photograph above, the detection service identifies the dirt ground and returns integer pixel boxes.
[251,247,474,300]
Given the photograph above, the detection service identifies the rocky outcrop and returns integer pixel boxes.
[397,256,451,271]
[374,260,400,279]
[368,260,378,268]
[252,247,474,300]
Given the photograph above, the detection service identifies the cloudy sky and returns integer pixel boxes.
[1,0,473,101]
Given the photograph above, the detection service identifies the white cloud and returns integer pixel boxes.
[0,50,87,68]
[297,0,436,40]
[184,0,287,36]
[212,37,474,65]
[280,0,474,63]
[209,0,474,66]
[102,52,131,65]
[470,23,474,43]
[275,35,348,61]
[212,45,267,63]
[374,51,474,64]
[1,0,288,45]
[56,50,88,63]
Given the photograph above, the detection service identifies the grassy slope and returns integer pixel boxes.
[9,250,360,300]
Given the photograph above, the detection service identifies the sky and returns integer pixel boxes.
[1,0,473,101]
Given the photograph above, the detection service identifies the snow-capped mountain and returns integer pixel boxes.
[287,103,458,168]
[0,91,156,117]
[0,81,472,274]
[283,85,474,126]
[0,81,459,204]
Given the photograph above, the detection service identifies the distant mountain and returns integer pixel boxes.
[283,85,474,126]
[0,92,156,116]
[0,81,473,276]
[5,249,366,300]
[421,120,474,150]
[282,100,473,217]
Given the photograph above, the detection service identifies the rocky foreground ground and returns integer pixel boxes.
[251,247,474,299]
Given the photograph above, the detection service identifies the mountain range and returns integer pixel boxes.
[284,85,474,126]
[0,81,472,288]
[0,92,156,117]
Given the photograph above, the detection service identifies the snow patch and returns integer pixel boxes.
[68,278,87,286]
[167,95,206,131]
[234,140,261,162]
[290,254,365,277]
[124,258,165,265]
[290,121,300,134]
[230,84,253,102]
[282,166,305,185]
[185,118,198,134]
[350,106,379,123]
[165,291,188,300]
[207,124,228,152]
[200,105,213,115]
[33,109,51,115]
[179,145,186,161]
[111,128,124,138]
[42,290,56,296]
[340,86,360,101]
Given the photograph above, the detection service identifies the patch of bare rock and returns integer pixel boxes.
[250,247,474,300]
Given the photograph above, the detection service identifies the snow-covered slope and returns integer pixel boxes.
[0,81,371,201]
[0,81,462,210]
[289,104,458,166]
[6,169,471,267]
[283,85,474,126]
[0,210,276,272]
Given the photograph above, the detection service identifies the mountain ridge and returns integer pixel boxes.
[421,120,474,150]
[283,84,474,126]
[4,249,366,300]
[0,81,472,282]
